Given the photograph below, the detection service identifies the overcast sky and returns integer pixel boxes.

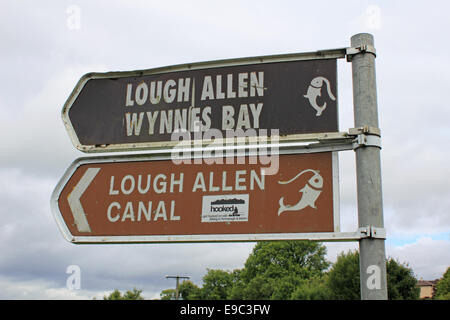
[0,1,449,299]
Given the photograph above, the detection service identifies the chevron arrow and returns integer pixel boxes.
[67,167,100,232]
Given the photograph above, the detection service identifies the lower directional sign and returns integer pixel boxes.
[51,151,339,243]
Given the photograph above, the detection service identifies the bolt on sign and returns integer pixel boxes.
[62,52,339,153]
[51,152,339,243]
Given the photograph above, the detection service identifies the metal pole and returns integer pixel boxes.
[350,33,388,300]
[175,277,180,300]
[166,275,190,300]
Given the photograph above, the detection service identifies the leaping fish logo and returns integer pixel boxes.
[304,76,336,116]
[278,169,323,216]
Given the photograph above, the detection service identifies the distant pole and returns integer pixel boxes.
[350,33,388,300]
[166,275,190,300]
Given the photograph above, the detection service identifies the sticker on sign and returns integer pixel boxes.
[202,194,249,223]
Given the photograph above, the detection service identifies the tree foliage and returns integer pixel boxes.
[160,241,330,300]
[327,250,360,300]
[386,258,420,300]
[327,250,419,300]
[179,280,202,300]
[290,276,332,300]
[434,267,450,300]
[243,241,330,281]
[159,242,423,300]
[231,241,330,300]
[103,288,144,300]
[199,269,238,300]
[160,288,176,300]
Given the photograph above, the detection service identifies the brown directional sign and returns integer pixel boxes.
[62,52,339,152]
[51,152,339,243]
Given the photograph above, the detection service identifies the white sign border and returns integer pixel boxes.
[51,147,341,244]
[62,49,346,153]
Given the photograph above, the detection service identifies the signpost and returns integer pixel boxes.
[52,33,387,299]
[51,151,339,243]
[62,52,342,153]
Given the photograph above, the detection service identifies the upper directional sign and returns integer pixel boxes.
[62,51,340,152]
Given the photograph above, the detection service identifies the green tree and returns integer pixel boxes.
[179,280,202,300]
[240,275,274,300]
[327,250,419,300]
[434,267,450,300]
[291,275,332,300]
[386,258,419,300]
[327,250,361,300]
[104,288,144,300]
[199,269,236,300]
[103,289,123,300]
[245,241,329,280]
[236,241,330,299]
[160,288,176,300]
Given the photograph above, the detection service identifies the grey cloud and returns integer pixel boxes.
[1,1,449,298]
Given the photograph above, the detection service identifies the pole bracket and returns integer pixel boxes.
[346,45,377,61]
[358,226,386,239]
[349,126,381,149]
[352,134,381,149]
[349,126,380,136]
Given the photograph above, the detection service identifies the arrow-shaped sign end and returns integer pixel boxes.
[67,167,100,233]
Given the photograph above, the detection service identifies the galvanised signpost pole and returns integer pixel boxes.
[350,33,388,300]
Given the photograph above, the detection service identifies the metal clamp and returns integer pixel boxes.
[352,134,382,149]
[349,126,380,136]
[358,226,386,239]
[349,126,381,149]
[346,45,377,61]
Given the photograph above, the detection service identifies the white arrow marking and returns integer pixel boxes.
[67,167,100,232]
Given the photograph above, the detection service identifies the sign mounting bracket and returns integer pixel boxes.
[346,45,377,61]
[349,126,382,150]
[352,134,382,149]
[358,226,386,240]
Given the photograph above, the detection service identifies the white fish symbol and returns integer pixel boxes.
[304,76,336,116]
[278,169,323,216]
